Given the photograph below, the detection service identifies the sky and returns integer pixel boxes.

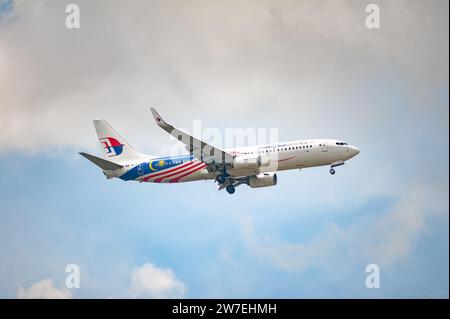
[0,0,448,298]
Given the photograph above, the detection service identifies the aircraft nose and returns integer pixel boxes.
[350,146,360,156]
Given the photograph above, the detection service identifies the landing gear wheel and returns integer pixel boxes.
[226,185,235,194]
[217,174,226,184]
[330,168,335,175]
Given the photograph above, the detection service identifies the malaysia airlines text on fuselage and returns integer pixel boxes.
[79,108,360,194]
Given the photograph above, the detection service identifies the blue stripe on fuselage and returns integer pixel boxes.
[119,155,195,181]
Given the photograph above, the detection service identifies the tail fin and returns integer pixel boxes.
[93,120,142,163]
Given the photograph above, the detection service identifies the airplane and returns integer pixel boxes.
[80,108,360,194]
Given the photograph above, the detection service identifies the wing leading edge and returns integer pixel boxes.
[150,108,234,165]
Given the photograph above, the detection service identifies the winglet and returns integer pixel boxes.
[150,107,172,131]
[149,107,234,164]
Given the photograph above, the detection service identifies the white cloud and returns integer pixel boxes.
[17,279,72,299]
[242,215,342,273]
[0,0,447,298]
[0,0,447,153]
[130,263,186,298]
[242,182,447,275]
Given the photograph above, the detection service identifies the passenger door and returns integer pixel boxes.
[322,141,328,152]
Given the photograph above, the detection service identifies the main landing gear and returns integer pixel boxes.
[215,167,230,184]
[226,184,235,194]
[329,168,335,175]
[215,168,236,194]
[216,174,226,184]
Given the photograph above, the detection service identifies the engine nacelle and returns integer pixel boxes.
[232,155,270,170]
[232,155,260,170]
[249,173,277,188]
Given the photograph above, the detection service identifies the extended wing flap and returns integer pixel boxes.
[150,108,234,164]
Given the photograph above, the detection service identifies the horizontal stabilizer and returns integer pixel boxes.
[79,152,123,170]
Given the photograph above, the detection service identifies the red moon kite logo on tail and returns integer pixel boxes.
[100,137,124,157]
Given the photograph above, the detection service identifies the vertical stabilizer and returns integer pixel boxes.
[93,120,143,163]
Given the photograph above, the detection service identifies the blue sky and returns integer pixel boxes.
[0,0,448,298]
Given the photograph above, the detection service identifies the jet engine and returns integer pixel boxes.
[248,173,277,188]
[232,155,270,170]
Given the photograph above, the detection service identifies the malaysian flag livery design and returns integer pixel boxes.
[118,155,207,183]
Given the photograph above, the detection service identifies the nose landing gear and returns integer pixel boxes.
[329,160,345,175]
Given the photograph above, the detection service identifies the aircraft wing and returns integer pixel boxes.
[150,108,234,165]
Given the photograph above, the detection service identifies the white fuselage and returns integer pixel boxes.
[113,138,359,184]
[189,138,359,182]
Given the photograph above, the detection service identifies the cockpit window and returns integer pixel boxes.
[336,142,349,146]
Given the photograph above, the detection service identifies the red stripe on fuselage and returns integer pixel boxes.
[169,163,207,183]
[141,161,195,182]
[275,156,296,162]
[154,161,201,183]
